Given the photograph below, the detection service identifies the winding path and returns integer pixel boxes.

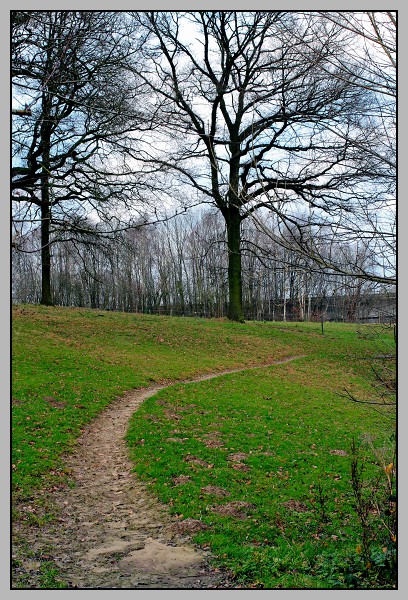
[14,356,305,589]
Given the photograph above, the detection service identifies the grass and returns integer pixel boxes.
[126,364,394,588]
[12,304,396,588]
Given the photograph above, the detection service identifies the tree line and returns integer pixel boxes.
[12,207,395,323]
[12,11,396,320]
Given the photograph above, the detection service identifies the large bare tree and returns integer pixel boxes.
[129,11,377,321]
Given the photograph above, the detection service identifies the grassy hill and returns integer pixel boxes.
[12,304,396,588]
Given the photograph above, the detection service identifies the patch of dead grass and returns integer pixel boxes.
[200,486,230,498]
[170,518,209,534]
[211,501,254,519]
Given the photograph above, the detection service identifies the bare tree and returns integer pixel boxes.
[12,11,155,305]
[11,11,395,318]
[127,11,377,320]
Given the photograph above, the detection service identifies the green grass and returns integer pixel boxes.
[126,364,394,588]
[12,304,396,588]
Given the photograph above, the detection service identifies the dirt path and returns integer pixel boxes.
[12,356,304,589]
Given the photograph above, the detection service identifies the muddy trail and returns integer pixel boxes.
[12,356,304,589]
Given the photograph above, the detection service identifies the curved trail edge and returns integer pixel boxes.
[14,354,305,589]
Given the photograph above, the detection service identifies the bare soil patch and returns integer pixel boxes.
[228,452,249,462]
[211,501,255,519]
[201,486,231,498]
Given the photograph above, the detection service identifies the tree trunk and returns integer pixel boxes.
[39,86,53,306]
[225,206,243,322]
[40,183,53,306]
